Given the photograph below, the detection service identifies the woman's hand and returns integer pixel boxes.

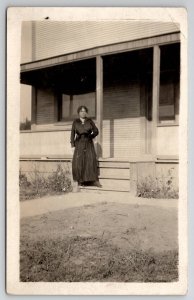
[88,131,94,139]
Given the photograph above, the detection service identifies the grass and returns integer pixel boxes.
[20,236,178,282]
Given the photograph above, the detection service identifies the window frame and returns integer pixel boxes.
[157,69,180,126]
[156,43,180,126]
[57,91,97,122]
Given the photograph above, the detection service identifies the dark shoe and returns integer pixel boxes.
[94,181,102,188]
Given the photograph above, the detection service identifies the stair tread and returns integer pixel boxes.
[80,186,130,192]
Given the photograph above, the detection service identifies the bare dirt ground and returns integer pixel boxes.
[20,197,178,282]
[21,201,177,253]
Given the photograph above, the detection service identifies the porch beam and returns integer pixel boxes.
[152,45,161,156]
[96,55,103,158]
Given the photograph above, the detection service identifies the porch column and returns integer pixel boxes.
[96,55,103,158]
[31,86,37,130]
[152,45,161,156]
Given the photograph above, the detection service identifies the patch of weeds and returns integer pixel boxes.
[20,236,178,282]
[137,171,179,199]
[47,164,72,193]
[19,164,72,201]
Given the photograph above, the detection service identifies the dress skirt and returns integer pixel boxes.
[72,135,98,183]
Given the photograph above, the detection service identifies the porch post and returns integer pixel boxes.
[96,55,103,158]
[152,45,160,156]
[31,86,37,130]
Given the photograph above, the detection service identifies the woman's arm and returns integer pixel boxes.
[89,119,99,139]
[70,120,76,147]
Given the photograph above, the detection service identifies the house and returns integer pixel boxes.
[20,21,180,192]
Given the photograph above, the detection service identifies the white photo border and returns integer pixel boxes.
[6,7,188,296]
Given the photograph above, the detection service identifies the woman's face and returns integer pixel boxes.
[79,108,87,119]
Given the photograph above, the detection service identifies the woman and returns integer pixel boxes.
[70,105,101,187]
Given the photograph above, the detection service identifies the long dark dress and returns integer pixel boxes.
[70,118,99,183]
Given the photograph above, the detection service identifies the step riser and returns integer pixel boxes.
[98,168,130,180]
[98,162,130,168]
[100,178,130,191]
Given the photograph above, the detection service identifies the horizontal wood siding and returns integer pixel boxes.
[21,22,32,63]
[31,21,179,61]
[103,82,141,159]
[20,130,72,157]
[36,89,56,125]
[157,126,179,156]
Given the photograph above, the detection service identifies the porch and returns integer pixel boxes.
[20,33,180,192]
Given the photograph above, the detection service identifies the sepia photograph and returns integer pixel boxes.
[6,7,188,295]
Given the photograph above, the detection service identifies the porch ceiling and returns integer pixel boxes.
[20,58,96,95]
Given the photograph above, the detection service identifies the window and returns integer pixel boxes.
[58,92,96,121]
[159,70,179,122]
[158,43,180,124]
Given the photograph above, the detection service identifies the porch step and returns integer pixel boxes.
[80,159,130,192]
[98,161,130,169]
[73,159,131,192]
[98,167,130,180]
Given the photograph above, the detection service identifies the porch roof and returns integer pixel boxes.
[20,32,180,74]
